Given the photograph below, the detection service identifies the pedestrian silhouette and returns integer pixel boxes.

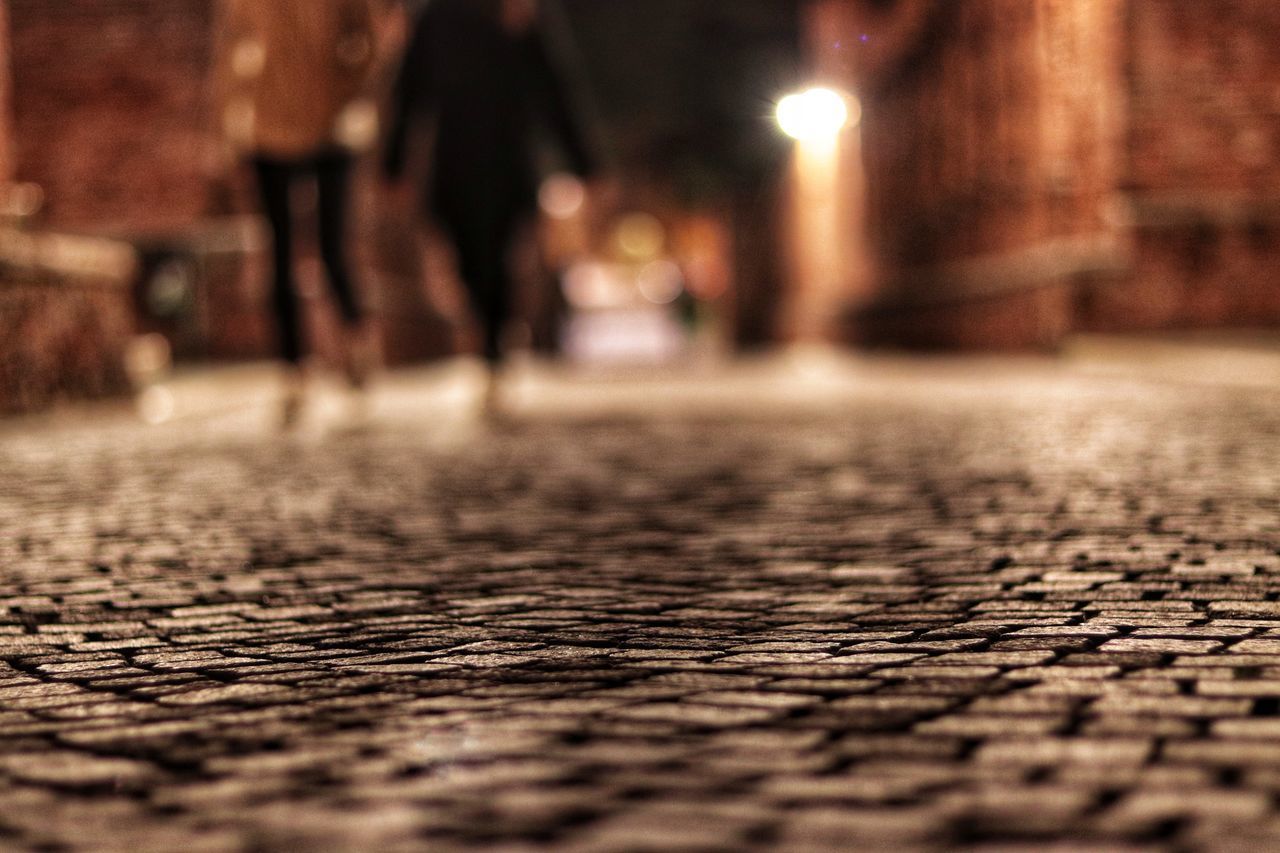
[219,0,380,427]
[384,0,598,416]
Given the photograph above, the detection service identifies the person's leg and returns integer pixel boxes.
[450,219,503,366]
[480,261,510,369]
[253,157,302,365]
[314,152,363,325]
[450,215,522,419]
[315,151,377,390]
[456,212,525,367]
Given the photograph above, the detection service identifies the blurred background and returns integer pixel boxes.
[1,0,1278,415]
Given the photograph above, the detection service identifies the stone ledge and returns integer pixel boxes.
[852,281,1074,351]
[0,228,138,415]
[0,228,137,285]
[1127,193,1280,230]
[851,234,1127,350]
[865,233,1129,313]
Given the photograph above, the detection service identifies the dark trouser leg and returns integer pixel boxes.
[313,152,364,326]
[254,158,303,364]
[452,217,517,366]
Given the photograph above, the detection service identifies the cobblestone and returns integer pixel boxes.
[0,358,1279,850]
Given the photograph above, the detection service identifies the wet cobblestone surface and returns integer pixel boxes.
[2,359,1280,851]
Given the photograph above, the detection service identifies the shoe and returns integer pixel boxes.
[344,322,379,391]
[480,364,504,422]
[280,366,308,430]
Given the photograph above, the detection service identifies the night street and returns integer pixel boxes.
[2,349,1279,851]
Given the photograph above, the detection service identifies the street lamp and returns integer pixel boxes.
[775,86,862,345]
[776,87,857,142]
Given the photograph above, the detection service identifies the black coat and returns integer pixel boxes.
[384,0,597,230]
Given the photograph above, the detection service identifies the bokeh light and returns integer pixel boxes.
[538,173,586,220]
[124,333,173,389]
[637,259,683,305]
[136,385,175,425]
[776,87,857,142]
[614,213,666,261]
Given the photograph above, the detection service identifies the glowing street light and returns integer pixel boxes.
[776,85,864,344]
[776,87,858,142]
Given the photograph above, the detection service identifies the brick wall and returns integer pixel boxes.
[1079,0,1280,330]
[7,0,218,233]
[0,233,136,414]
[0,276,134,413]
[1,0,449,370]
[848,0,1123,349]
[846,0,1280,347]
[0,1,11,183]
[861,1,1049,269]
[1124,0,1280,197]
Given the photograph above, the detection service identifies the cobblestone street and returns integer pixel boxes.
[2,351,1280,851]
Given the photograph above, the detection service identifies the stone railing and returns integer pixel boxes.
[0,225,138,415]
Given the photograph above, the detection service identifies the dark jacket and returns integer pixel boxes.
[384,0,596,227]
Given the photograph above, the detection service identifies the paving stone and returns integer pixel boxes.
[1163,740,1280,766]
[1097,638,1225,654]
[915,713,1069,736]
[0,750,157,787]
[973,737,1153,766]
[1197,680,1280,697]
[2,361,1280,849]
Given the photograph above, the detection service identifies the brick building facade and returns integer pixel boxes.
[2,0,1278,412]
[838,0,1280,349]
[1081,0,1280,332]
[0,0,140,413]
[0,0,450,397]
[7,0,219,233]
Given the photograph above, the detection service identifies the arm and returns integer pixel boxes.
[527,16,599,179]
[335,0,379,98]
[382,6,433,181]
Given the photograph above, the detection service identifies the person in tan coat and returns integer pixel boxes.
[219,0,379,426]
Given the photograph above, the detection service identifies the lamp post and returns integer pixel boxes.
[777,87,853,146]
[776,86,861,346]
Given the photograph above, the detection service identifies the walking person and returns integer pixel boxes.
[219,0,381,427]
[383,0,598,417]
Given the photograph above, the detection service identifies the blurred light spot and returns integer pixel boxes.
[637,259,683,305]
[684,254,728,301]
[777,87,857,142]
[137,386,175,425]
[614,213,665,261]
[539,173,586,220]
[336,100,379,150]
[563,261,629,309]
[124,334,172,388]
[231,40,265,78]
[786,344,843,384]
[147,259,194,318]
[2,183,44,220]
[563,309,684,365]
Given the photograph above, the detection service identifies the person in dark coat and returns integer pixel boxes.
[383,0,597,413]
